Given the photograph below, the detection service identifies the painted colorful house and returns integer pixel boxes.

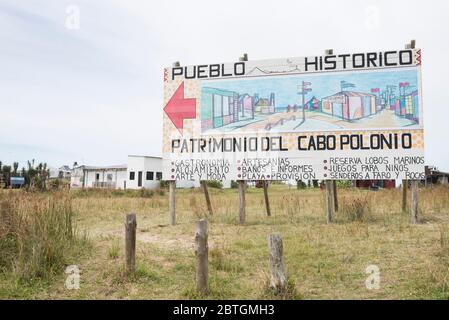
[304,96,321,111]
[201,88,275,130]
[395,99,402,116]
[239,94,255,117]
[201,87,240,131]
[321,91,377,120]
[254,92,275,114]
[396,90,419,123]
[388,93,397,111]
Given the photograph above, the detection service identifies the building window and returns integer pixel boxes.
[156,172,162,180]
[213,94,222,117]
[223,96,230,116]
[129,171,135,180]
[146,171,154,180]
[95,173,100,181]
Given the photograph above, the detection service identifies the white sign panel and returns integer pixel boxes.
[162,49,424,181]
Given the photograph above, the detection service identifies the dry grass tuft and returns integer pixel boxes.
[339,194,372,222]
[0,191,90,283]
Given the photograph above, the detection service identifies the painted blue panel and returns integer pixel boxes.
[364,97,371,116]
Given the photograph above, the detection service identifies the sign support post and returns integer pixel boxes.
[263,181,271,217]
[324,49,339,214]
[237,53,249,225]
[238,180,246,224]
[201,181,213,216]
[168,60,181,227]
[402,179,407,212]
[333,180,338,212]
[169,180,176,226]
[410,180,419,223]
[325,180,335,223]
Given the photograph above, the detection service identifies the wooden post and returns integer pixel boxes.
[237,54,248,225]
[195,219,208,294]
[325,180,334,223]
[201,181,213,216]
[125,213,137,273]
[238,180,246,224]
[268,233,287,293]
[169,180,176,225]
[333,180,338,212]
[410,180,419,224]
[263,181,271,217]
[402,179,407,212]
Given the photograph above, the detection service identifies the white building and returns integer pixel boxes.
[71,164,128,189]
[126,155,163,189]
[71,155,163,190]
[49,165,72,180]
[70,155,231,190]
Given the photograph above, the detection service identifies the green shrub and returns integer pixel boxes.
[159,180,170,189]
[206,180,223,189]
[337,180,353,188]
[296,180,307,189]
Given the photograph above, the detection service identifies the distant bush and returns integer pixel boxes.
[72,187,164,198]
[296,180,307,189]
[206,180,223,189]
[48,178,69,191]
[159,180,170,189]
[231,180,239,189]
[337,180,353,188]
[48,178,62,190]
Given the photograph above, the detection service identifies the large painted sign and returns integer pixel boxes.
[162,49,424,181]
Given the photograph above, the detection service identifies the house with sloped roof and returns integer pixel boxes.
[321,91,377,120]
[304,96,321,110]
[254,92,275,114]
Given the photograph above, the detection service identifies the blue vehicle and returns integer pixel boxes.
[10,177,25,188]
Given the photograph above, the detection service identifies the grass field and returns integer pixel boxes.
[1,184,449,300]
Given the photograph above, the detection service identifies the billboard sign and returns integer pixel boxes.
[162,49,424,181]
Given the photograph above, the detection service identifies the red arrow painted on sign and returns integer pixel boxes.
[164,82,196,134]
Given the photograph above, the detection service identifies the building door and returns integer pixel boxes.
[138,171,142,187]
[333,103,343,118]
[343,103,350,119]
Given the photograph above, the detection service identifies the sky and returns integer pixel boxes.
[0,0,448,171]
